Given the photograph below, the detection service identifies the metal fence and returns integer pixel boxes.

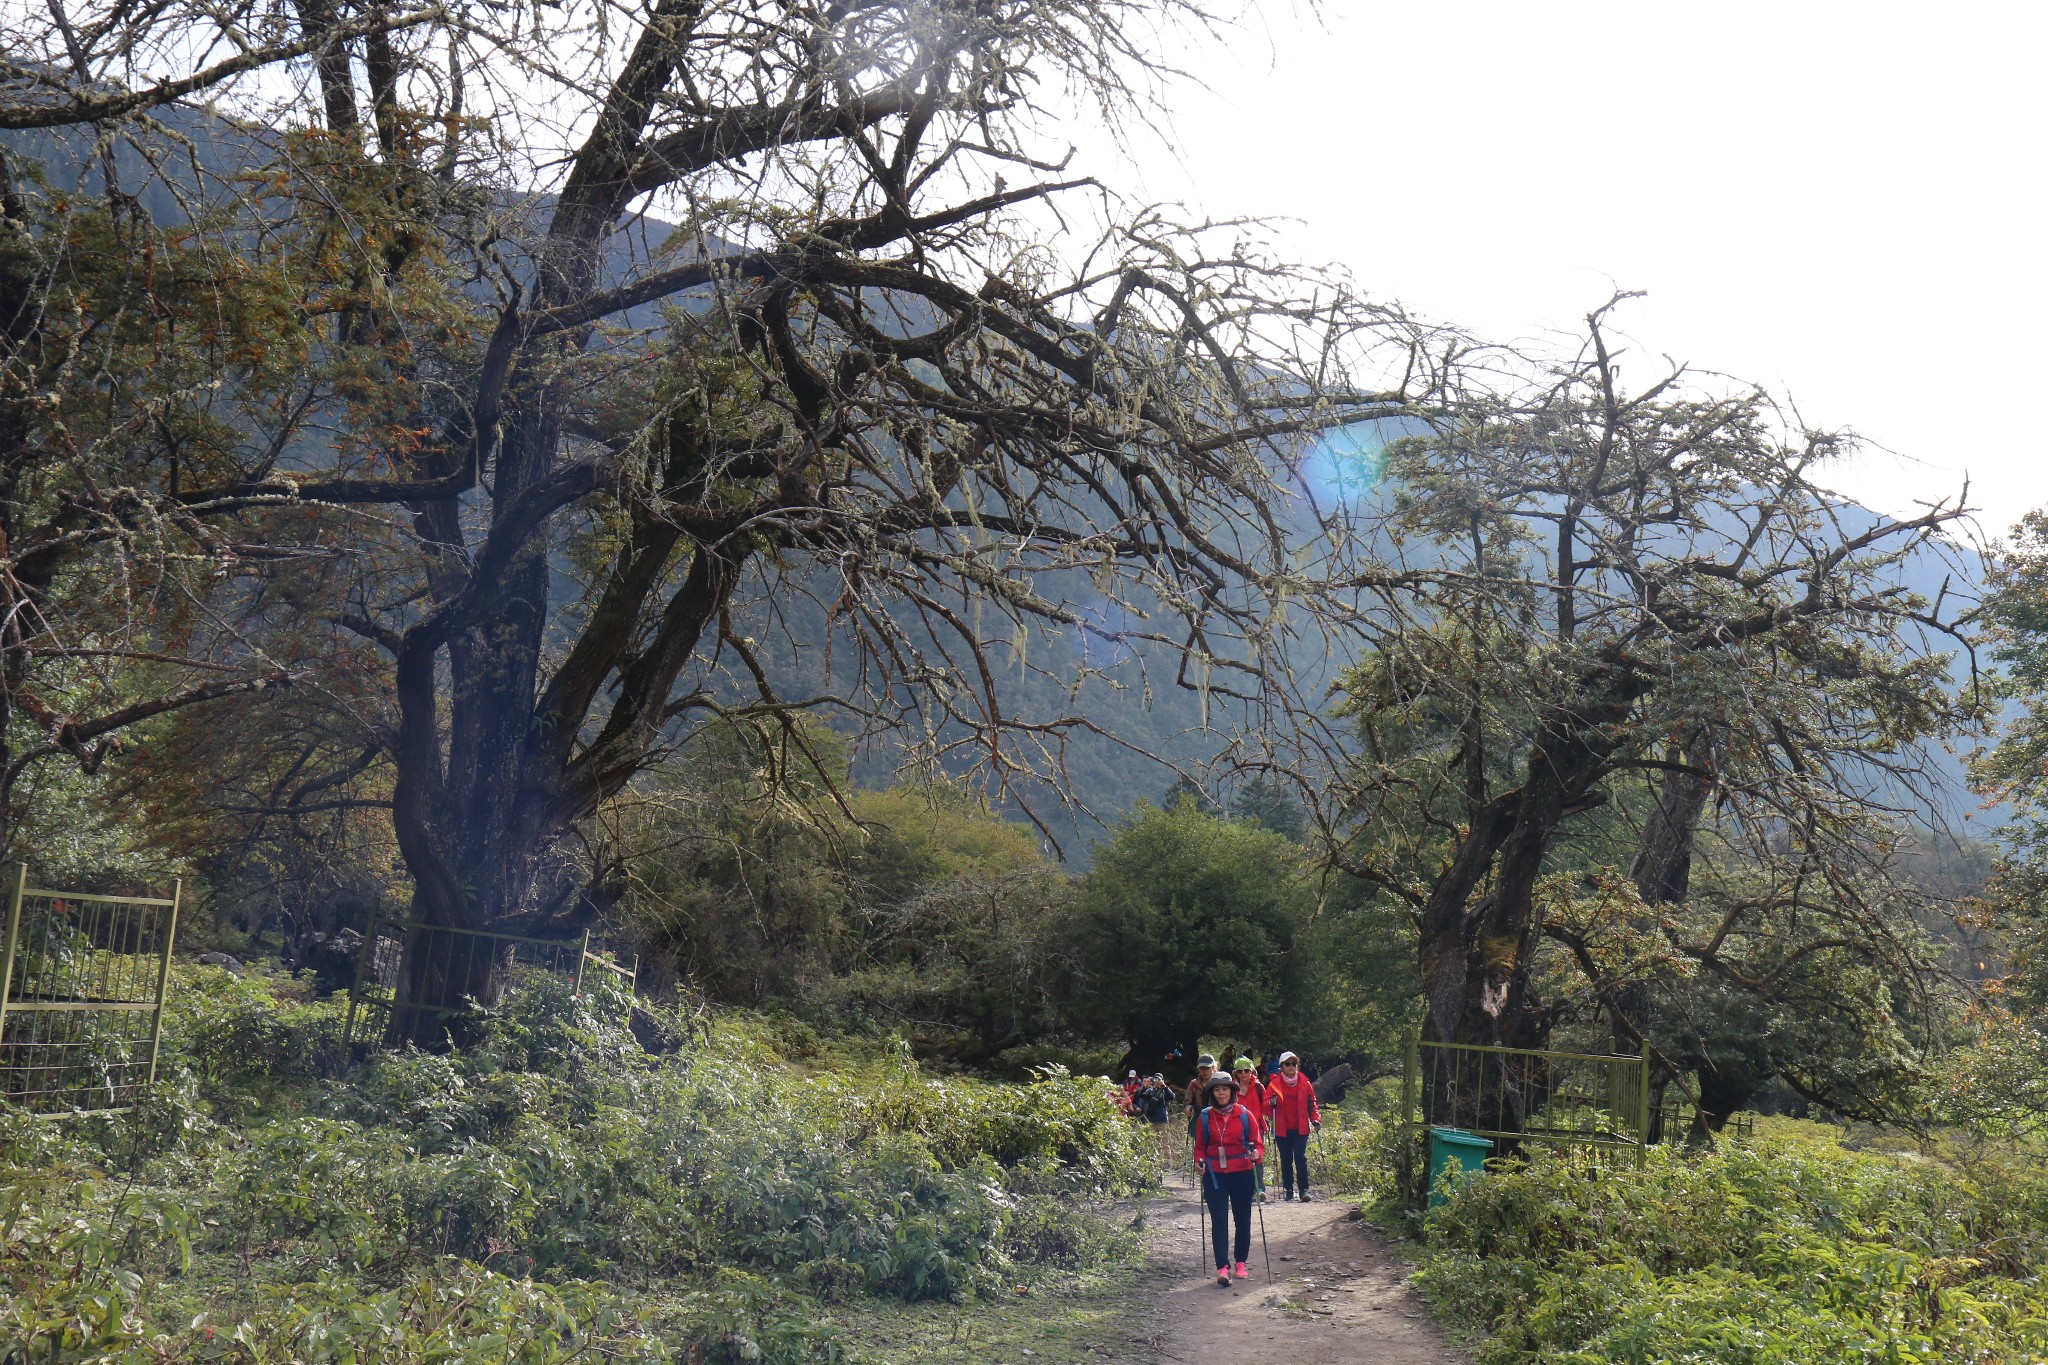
[1402,1035,1653,1167]
[0,865,182,1116]
[1652,1097,1756,1143]
[344,916,638,1048]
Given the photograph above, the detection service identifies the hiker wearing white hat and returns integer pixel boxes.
[1266,1051,1321,1201]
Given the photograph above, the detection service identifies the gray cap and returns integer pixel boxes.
[1196,1053,1217,1069]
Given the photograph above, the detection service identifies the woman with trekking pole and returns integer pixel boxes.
[1192,1071,1265,1286]
[1268,1051,1321,1202]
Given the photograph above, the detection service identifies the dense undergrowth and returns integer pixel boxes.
[31,962,2048,1365]
[1315,1108,2048,1363]
[2,964,1151,1363]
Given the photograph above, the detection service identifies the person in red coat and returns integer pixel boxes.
[1231,1056,1270,1136]
[1266,1050,1320,1201]
[1193,1071,1265,1285]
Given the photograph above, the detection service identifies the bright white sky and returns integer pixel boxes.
[1079,0,2046,536]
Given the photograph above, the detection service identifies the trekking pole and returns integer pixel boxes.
[1255,1192,1273,1283]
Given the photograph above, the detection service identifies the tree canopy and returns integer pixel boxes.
[1330,304,1981,1112]
[1064,800,1320,1073]
[2,0,1441,1041]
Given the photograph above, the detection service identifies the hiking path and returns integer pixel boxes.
[1135,1168,1465,1364]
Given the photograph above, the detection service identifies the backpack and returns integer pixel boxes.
[1199,1105,1256,1164]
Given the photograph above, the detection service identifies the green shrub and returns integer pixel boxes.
[1308,1108,1397,1201]
[6,969,1149,1363]
[1410,1121,2048,1364]
[1000,1194,1140,1269]
[218,1117,407,1268]
[159,964,351,1107]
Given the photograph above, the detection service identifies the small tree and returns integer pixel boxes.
[1231,774,1306,841]
[1974,510,2048,1009]
[1065,800,1317,1075]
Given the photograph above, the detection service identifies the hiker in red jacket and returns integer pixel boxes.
[1231,1056,1270,1137]
[1193,1071,1264,1286]
[1266,1050,1321,1202]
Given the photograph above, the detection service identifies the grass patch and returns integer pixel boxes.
[832,1252,1148,1364]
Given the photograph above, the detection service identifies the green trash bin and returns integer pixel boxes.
[1426,1127,1494,1207]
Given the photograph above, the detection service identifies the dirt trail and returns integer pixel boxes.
[1139,1171,1464,1364]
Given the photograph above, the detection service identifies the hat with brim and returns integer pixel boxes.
[1206,1073,1240,1100]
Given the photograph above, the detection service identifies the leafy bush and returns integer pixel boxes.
[157,963,351,1109]
[1411,1120,2048,1363]
[1306,1107,1398,1202]
[4,971,1151,1363]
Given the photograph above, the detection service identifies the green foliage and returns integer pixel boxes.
[1063,801,1321,1058]
[2,974,1151,1364]
[1933,1006,2048,1140]
[1297,1106,1399,1204]
[156,963,352,1110]
[1228,775,1307,842]
[842,785,1044,904]
[1975,511,2048,1028]
[1410,1121,2048,1363]
[618,720,856,1005]
[1296,875,1422,1069]
[618,756,1081,1064]
[820,786,1074,1060]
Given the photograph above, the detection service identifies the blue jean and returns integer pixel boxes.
[1202,1167,1255,1267]
[1275,1132,1311,1194]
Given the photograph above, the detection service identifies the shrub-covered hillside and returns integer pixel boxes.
[2,965,1151,1363]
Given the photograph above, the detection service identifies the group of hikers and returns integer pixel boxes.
[1119,1051,1323,1286]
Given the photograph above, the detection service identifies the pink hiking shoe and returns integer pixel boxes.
[1233,1261,1249,1279]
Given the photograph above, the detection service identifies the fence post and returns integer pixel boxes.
[1403,1031,1419,1127]
[0,864,23,1051]
[1635,1039,1652,1168]
[343,915,380,1047]
[1403,1030,1422,1206]
[573,929,591,994]
[145,878,183,1088]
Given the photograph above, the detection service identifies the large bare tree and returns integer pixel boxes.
[5,0,1438,1038]
[1333,303,1983,1115]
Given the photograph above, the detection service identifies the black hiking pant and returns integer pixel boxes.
[1275,1132,1311,1194]
[1202,1167,1255,1267]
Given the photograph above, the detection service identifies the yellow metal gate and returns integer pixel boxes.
[0,864,182,1116]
